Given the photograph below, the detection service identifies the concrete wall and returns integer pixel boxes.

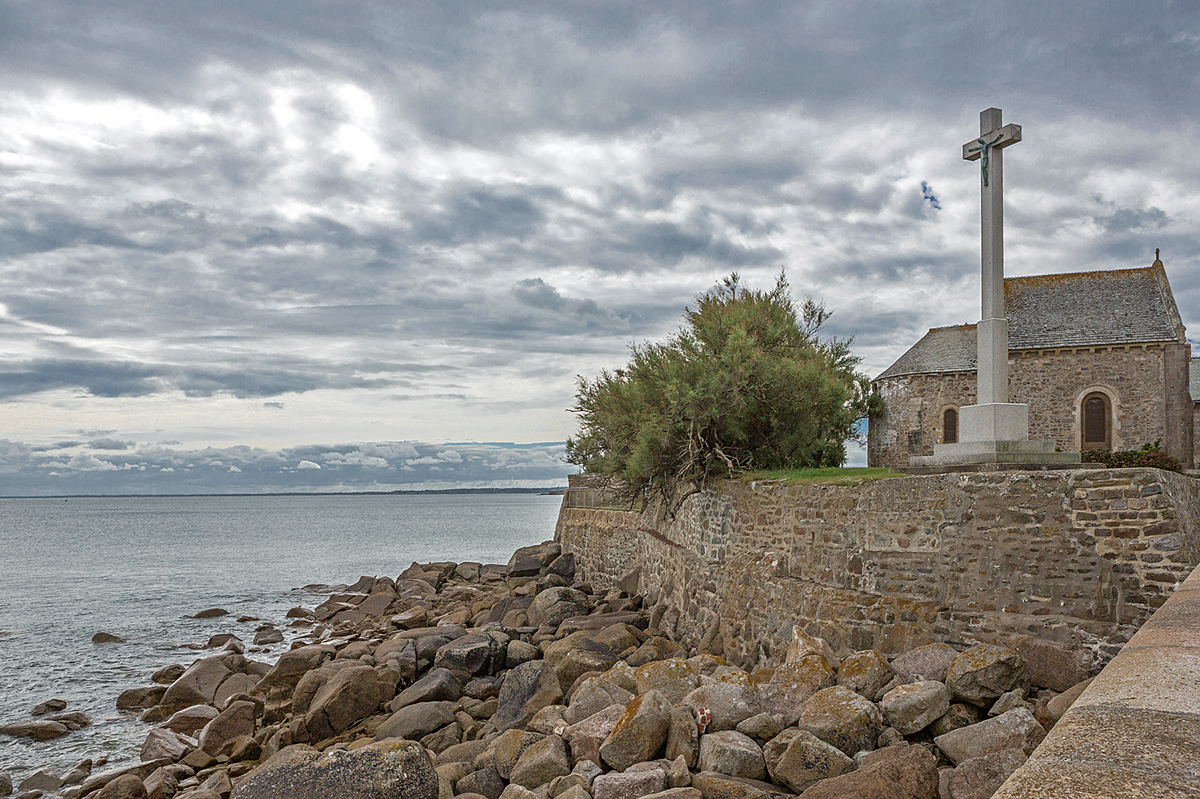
[870,343,1195,469]
[556,469,1200,673]
[994,561,1200,798]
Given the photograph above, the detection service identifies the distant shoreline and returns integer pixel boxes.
[0,486,568,500]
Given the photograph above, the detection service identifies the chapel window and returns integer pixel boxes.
[943,408,958,444]
[1082,393,1111,450]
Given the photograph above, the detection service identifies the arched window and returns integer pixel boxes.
[1082,392,1111,450]
[943,408,958,444]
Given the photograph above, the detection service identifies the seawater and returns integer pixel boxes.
[0,492,564,784]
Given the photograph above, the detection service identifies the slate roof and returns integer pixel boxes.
[878,264,1185,381]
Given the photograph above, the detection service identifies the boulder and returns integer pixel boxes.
[627,637,685,667]
[697,730,766,780]
[151,664,186,685]
[592,769,667,799]
[456,767,505,799]
[96,774,149,799]
[562,704,624,766]
[162,704,219,736]
[159,656,233,712]
[198,700,256,755]
[254,628,284,645]
[143,767,178,799]
[946,747,1028,799]
[890,643,959,684]
[304,665,388,741]
[599,690,672,771]
[491,729,546,780]
[30,698,67,716]
[837,650,894,699]
[434,632,506,679]
[18,770,64,793]
[0,719,71,740]
[544,632,619,694]
[634,659,700,705]
[491,659,565,733]
[78,761,171,797]
[784,628,839,671]
[797,743,939,799]
[230,739,438,799]
[666,706,699,769]
[1016,637,1091,693]
[1045,677,1093,723]
[192,608,230,619]
[390,668,463,711]
[93,631,128,644]
[690,771,795,799]
[762,728,854,793]
[565,676,634,725]
[944,644,1025,706]
[118,686,168,710]
[214,672,260,709]
[509,735,571,789]
[141,728,195,761]
[759,656,835,725]
[45,710,91,730]
[797,685,884,757]
[375,700,458,742]
[880,681,951,735]
[934,707,1045,765]
[528,587,589,630]
[735,712,783,743]
[0,772,9,797]
[252,645,334,698]
[682,674,765,732]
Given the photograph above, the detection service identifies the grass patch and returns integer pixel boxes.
[735,466,898,486]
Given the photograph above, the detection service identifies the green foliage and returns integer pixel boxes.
[1088,441,1182,473]
[566,271,873,508]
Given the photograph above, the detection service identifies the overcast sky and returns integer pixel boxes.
[2,1,1197,495]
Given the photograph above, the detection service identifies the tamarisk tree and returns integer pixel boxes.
[566,271,874,508]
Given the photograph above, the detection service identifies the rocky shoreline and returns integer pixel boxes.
[0,540,1095,799]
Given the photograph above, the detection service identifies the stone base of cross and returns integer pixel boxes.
[909,108,1080,471]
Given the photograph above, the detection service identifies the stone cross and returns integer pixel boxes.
[963,107,1021,405]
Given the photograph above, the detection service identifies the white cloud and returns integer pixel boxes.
[296,460,321,470]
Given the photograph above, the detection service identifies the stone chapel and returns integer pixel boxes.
[868,253,1196,469]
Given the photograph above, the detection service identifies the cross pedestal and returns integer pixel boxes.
[909,108,1080,471]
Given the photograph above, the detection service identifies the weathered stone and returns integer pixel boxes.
[544,632,619,694]
[162,704,220,736]
[599,690,672,771]
[566,677,634,725]
[1045,677,1092,723]
[591,622,645,655]
[214,671,260,709]
[375,700,458,742]
[151,664,187,685]
[252,645,334,698]
[682,674,765,732]
[192,608,229,619]
[890,643,959,684]
[592,769,666,799]
[880,681,951,735]
[563,704,625,766]
[160,656,233,713]
[928,703,982,737]
[253,628,284,645]
[763,728,854,793]
[118,686,168,710]
[797,685,884,757]
[837,650,894,699]
[627,637,685,667]
[141,728,195,761]
[43,710,91,730]
[0,771,9,797]
[944,644,1025,706]
[690,771,794,799]
[506,640,541,669]
[78,761,171,797]
[635,659,700,705]
[528,587,589,630]
[305,665,388,740]
[643,790,700,799]
[947,747,1027,799]
[94,631,128,644]
[499,784,539,799]
[390,668,463,711]
[0,719,71,740]
[230,739,438,799]
[665,706,699,768]
[987,690,1029,717]
[735,712,783,743]
[759,656,835,726]
[456,767,505,799]
[784,628,839,672]
[30,698,68,716]
[528,704,568,735]
[18,770,64,793]
[933,707,1046,766]
[1016,637,1091,693]
[435,632,505,679]
[492,659,565,733]
[697,730,766,780]
[96,774,149,799]
[199,700,256,755]
[143,766,178,799]
[796,742,939,799]
[491,729,547,780]
[510,735,571,789]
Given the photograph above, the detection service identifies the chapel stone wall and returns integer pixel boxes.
[557,468,1200,673]
[868,371,976,468]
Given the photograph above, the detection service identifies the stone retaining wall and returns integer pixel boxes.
[993,561,1200,798]
[555,468,1200,673]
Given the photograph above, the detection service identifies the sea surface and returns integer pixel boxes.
[0,492,564,785]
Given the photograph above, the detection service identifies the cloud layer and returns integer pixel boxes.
[2,2,1198,493]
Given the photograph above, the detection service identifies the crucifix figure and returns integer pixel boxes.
[962,107,1021,409]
